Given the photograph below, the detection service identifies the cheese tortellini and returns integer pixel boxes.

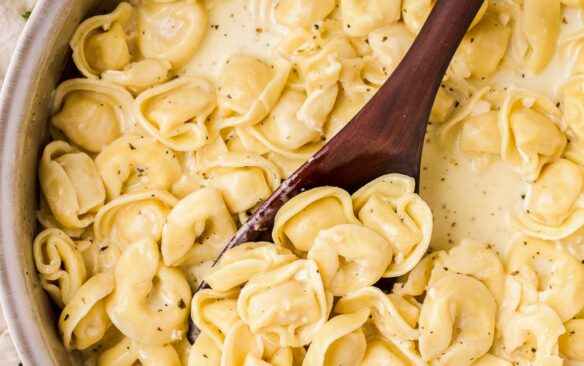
[450,12,511,80]
[352,174,433,277]
[135,76,216,151]
[249,89,323,159]
[161,187,236,266]
[559,319,584,361]
[303,310,369,365]
[511,0,561,73]
[237,259,332,347]
[506,237,584,321]
[106,237,191,346]
[94,190,177,249]
[33,228,87,308]
[51,79,136,153]
[500,88,566,180]
[419,273,496,365]
[59,272,114,351]
[203,242,296,292]
[308,224,393,296]
[71,1,207,82]
[497,303,565,366]
[97,336,181,366]
[70,2,134,78]
[217,55,291,129]
[201,152,281,216]
[39,141,106,229]
[514,159,584,239]
[273,186,360,253]
[340,0,401,37]
[135,0,207,69]
[95,135,182,199]
[368,24,415,77]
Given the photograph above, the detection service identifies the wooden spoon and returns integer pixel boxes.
[188,0,485,343]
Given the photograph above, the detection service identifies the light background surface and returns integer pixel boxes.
[0,0,38,364]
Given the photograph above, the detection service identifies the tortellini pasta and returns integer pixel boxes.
[94,190,177,249]
[506,237,584,321]
[201,152,281,215]
[418,273,496,365]
[335,286,420,341]
[36,194,86,239]
[352,174,433,277]
[308,224,393,296]
[191,288,240,348]
[392,251,441,299]
[203,242,296,292]
[217,55,291,129]
[33,228,87,308]
[450,12,511,80]
[106,237,191,346]
[39,141,106,229]
[237,259,332,347]
[402,0,434,35]
[279,27,354,132]
[59,272,114,351]
[135,76,216,151]
[135,0,207,69]
[101,59,172,96]
[513,160,584,240]
[70,2,134,78]
[70,0,206,93]
[161,187,236,266]
[562,75,584,141]
[559,319,584,361]
[249,89,323,159]
[360,337,425,366]
[273,186,360,253]
[402,0,488,35]
[340,0,401,37]
[303,310,369,365]
[497,303,565,366]
[97,336,181,366]
[438,86,502,163]
[219,321,265,366]
[189,332,222,365]
[459,111,501,156]
[432,239,505,304]
[50,79,135,153]
[499,88,566,180]
[512,0,561,73]
[368,24,415,77]
[95,135,182,199]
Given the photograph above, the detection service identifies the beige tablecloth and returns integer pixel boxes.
[0,0,37,364]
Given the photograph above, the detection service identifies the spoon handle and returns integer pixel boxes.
[359,0,486,180]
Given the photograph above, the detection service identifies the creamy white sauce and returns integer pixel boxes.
[420,142,523,256]
[182,0,281,81]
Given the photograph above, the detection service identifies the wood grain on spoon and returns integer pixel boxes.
[187,0,485,344]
